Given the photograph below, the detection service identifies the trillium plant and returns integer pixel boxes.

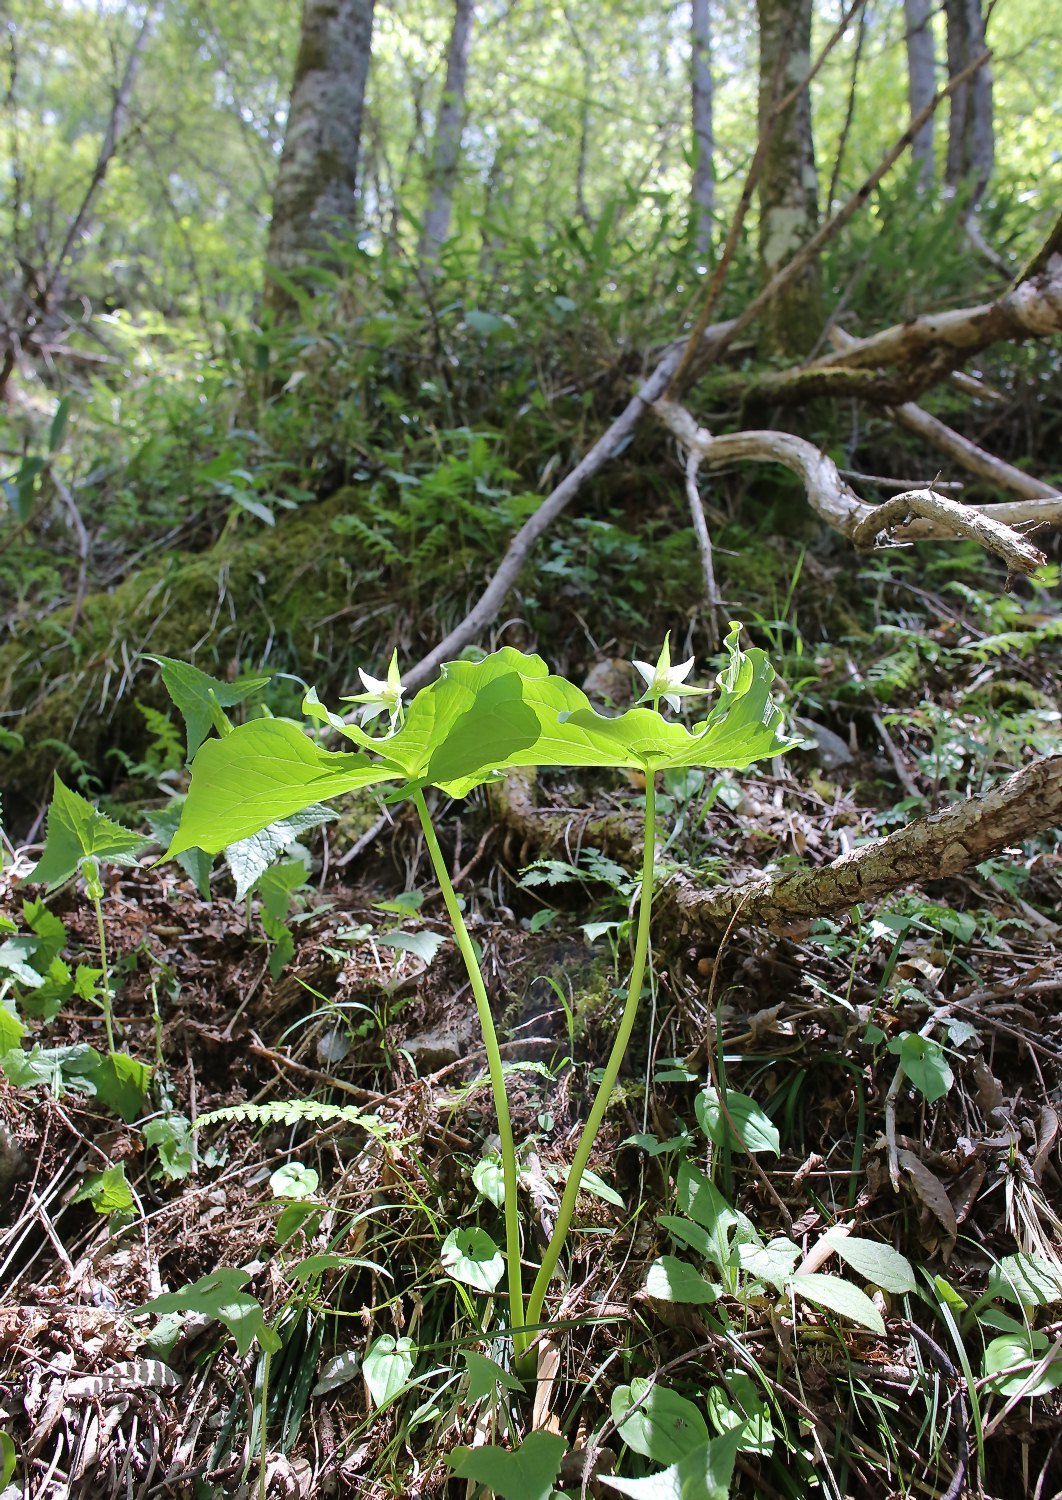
[165,625,794,1364]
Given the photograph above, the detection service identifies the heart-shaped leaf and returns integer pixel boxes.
[441,1227,505,1293]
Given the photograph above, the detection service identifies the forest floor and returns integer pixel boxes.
[2,677,1061,1498]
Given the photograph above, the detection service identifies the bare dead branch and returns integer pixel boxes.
[653,399,1053,576]
[662,754,1062,934]
[886,400,1062,504]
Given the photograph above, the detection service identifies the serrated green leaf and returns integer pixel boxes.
[147,656,272,759]
[363,1334,415,1407]
[695,1088,779,1156]
[71,1162,133,1216]
[134,1269,280,1358]
[447,1431,567,1500]
[789,1273,885,1333]
[376,929,447,965]
[31,776,147,887]
[226,807,333,900]
[440,1227,505,1293]
[90,1051,151,1123]
[611,1379,709,1464]
[737,1237,800,1290]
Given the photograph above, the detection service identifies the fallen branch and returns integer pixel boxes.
[652,400,1050,579]
[885,400,1061,504]
[737,254,1062,408]
[661,754,1062,935]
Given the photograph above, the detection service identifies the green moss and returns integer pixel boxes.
[0,491,379,818]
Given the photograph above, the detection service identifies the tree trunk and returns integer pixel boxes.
[690,0,715,259]
[755,0,822,357]
[903,0,936,189]
[264,0,376,318]
[419,0,476,267]
[943,0,993,203]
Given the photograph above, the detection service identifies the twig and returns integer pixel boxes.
[683,452,723,647]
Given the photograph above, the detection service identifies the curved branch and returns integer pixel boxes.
[653,400,1053,578]
[886,398,1062,504]
[662,754,1062,935]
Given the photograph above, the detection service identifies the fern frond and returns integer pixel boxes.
[195,1099,390,1132]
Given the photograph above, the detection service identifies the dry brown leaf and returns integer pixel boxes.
[896,1149,957,1257]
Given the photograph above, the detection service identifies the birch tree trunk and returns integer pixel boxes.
[943,0,993,203]
[690,0,715,259]
[419,0,476,267]
[903,0,936,189]
[264,0,376,318]
[755,0,822,356]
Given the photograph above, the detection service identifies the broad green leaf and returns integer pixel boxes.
[0,938,42,989]
[255,858,309,920]
[376,929,447,965]
[31,776,147,887]
[270,1162,319,1199]
[676,1162,751,1272]
[600,1426,743,1499]
[143,804,213,897]
[988,1253,1062,1307]
[705,1370,774,1455]
[71,1163,134,1215]
[658,1215,714,1261]
[441,1227,505,1293]
[48,396,71,453]
[463,1349,525,1401]
[135,1269,281,1358]
[887,1032,953,1103]
[0,1002,25,1054]
[166,719,401,857]
[737,1237,800,1290]
[983,1331,1062,1398]
[363,1334,416,1407]
[472,1156,505,1208]
[22,899,67,969]
[611,1378,709,1464]
[695,1088,779,1156]
[90,1051,152,1123]
[147,656,272,759]
[789,1273,885,1334]
[645,1256,720,1306]
[822,1231,917,1295]
[557,1163,624,1207]
[142,1115,194,1181]
[447,1431,567,1500]
[0,1428,14,1488]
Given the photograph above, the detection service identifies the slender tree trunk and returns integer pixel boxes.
[755,0,822,357]
[903,0,936,189]
[943,0,993,203]
[419,0,475,267]
[690,0,715,258]
[264,0,376,318]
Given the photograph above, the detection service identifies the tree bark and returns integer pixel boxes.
[755,0,822,356]
[903,0,936,189]
[662,755,1062,934]
[944,0,993,203]
[690,0,715,259]
[419,0,476,267]
[264,0,376,318]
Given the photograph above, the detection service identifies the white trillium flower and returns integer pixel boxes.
[632,632,709,713]
[348,648,405,729]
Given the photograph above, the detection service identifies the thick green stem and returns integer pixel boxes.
[413,791,527,1349]
[525,777,657,1334]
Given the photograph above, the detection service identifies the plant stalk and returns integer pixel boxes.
[413,790,527,1349]
[524,776,657,1335]
[89,884,117,1057]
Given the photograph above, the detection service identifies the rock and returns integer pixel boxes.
[402,1010,478,1072]
[792,716,853,770]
